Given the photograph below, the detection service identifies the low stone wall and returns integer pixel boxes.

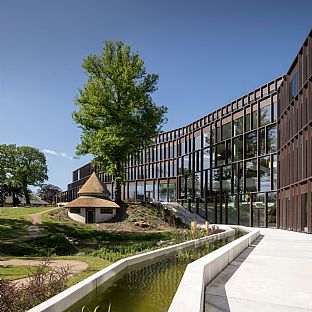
[168,226,260,312]
[28,226,234,312]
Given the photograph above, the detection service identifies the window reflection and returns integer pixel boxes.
[246,159,257,192]
[227,195,237,225]
[267,126,277,152]
[245,131,257,158]
[202,148,210,170]
[259,156,270,191]
[194,135,201,150]
[203,131,210,147]
[267,192,276,227]
[259,128,266,155]
[260,105,271,126]
[159,183,167,202]
[194,173,201,198]
[216,142,226,166]
[239,194,250,226]
[168,181,176,202]
[222,122,232,140]
[234,116,243,136]
[233,136,243,161]
[222,165,232,194]
[252,193,265,227]
[212,168,221,192]
[252,107,258,129]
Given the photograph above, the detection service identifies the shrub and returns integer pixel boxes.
[0,258,71,311]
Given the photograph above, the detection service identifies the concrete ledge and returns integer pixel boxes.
[168,226,260,312]
[28,225,234,312]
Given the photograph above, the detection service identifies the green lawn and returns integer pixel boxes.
[0,207,54,217]
[0,206,54,241]
[58,256,111,287]
[0,265,37,280]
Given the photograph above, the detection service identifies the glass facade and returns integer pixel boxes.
[62,78,282,228]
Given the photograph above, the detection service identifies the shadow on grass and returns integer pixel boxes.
[0,218,31,240]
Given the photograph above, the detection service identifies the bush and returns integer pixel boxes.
[0,259,71,312]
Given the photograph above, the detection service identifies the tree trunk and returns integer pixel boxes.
[114,161,123,204]
[23,184,30,205]
[12,189,19,207]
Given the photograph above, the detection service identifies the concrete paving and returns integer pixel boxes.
[205,228,312,312]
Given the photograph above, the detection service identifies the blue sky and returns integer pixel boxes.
[0,0,311,190]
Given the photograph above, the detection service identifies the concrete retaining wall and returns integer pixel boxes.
[28,226,234,312]
[168,226,260,312]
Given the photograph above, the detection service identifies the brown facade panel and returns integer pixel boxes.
[277,30,312,233]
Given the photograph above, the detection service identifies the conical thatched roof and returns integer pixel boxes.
[78,172,110,197]
[65,172,120,211]
[65,196,119,208]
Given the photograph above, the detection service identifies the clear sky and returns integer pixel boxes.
[0,0,311,190]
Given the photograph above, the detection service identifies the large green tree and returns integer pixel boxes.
[37,184,61,204]
[73,41,167,203]
[0,145,48,206]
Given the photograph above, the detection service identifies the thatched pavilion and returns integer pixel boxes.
[65,172,119,223]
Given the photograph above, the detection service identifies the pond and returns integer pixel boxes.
[68,231,243,312]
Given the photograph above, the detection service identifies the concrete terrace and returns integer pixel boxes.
[205,228,312,312]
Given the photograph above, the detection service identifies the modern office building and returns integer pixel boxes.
[58,30,312,233]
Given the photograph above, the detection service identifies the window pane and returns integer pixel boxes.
[239,194,250,226]
[216,142,226,166]
[226,140,232,164]
[267,126,277,153]
[272,102,277,122]
[137,182,144,201]
[252,108,258,130]
[246,159,258,192]
[234,116,243,136]
[212,168,221,192]
[222,122,232,140]
[260,105,271,126]
[233,136,243,161]
[259,128,266,155]
[202,148,210,170]
[272,154,277,189]
[245,131,257,158]
[207,196,215,223]
[222,165,232,194]
[194,172,201,197]
[194,135,201,150]
[216,126,221,143]
[259,156,270,191]
[252,193,266,227]
[186,175,192,198]
[168,181,176,202]
[203,131,210,147]
[290,72,298,99]
[245,113,251,132]
[228,195,237,225]
[159,183,168,202]
[128,182,136,201]
[145,182,153,202]
[267,192,276,227]
[183,155,189,174]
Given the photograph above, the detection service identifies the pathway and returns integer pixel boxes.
[205,228,312,311]
[26,207,58,237]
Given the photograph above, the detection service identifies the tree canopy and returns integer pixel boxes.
[73,41,167,202]
[0,144,48,206]
[37,184,61,204]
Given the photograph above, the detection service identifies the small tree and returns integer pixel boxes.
[14,146,48,205]
[37,184,61,204]
[0,145,48,206]
[73,41,167,203]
